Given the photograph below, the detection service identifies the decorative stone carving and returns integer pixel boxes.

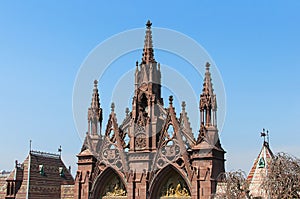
[155,139,182,169]
[135,125,147,150]
[102,176,127,198]
[135,134,146,149]
[160,177,190,198]
[99,140,124,170]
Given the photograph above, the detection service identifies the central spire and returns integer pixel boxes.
[142,20,155,64]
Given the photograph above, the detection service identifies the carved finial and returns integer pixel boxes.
[125,107,129,116]
[94,80,98,87]
[261,128,270,145]
[29,139,32,152]
[169,95,173,105]
[58,145,62,157]
[91,80,100,109]
[181,101,186,111]
[111,102,115,112]
[142,20,155,64]
[206,62,210,71]
[201,61,214,96]
[146,20,152,28]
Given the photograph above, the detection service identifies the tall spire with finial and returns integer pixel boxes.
[199,62,217,128]
[88,80,103,136]
[202,62,214,97]
[130,20,163,151]
[142,20,155,64]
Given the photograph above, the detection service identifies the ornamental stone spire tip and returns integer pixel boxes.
[142,20,155,64]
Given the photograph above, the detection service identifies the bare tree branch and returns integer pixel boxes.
[213,170,251,199]
[262,152,300,199]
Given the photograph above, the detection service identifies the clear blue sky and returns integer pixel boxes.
[0,1,299,175]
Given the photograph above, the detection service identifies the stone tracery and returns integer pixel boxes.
[75,20,225,199]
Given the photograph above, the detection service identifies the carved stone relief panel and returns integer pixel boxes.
[135,125,147,150]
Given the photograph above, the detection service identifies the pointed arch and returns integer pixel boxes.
[166,124,175,139]
[151,106,192,179]
[140,92,148,109]
[90,167,127,199]
[98,111,128,172]
[149,164,192,199]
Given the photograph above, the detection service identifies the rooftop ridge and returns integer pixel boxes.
[30,150,60,159]
[0,171,11,177]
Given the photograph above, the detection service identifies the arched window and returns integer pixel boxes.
[140,93,148,111]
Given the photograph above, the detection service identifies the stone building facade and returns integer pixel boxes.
[74,21,226,199]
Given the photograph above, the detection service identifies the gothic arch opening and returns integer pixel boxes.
[139,93,148,111]
[166,124,175,139]
[149,165,191,199]
[90,167,127,199]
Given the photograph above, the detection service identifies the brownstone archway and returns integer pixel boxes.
[149,164,192,199]
[90,167,127,199]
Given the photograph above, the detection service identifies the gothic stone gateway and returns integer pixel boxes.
[74,21,225,199]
